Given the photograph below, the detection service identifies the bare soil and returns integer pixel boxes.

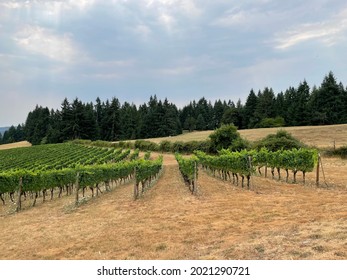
[0,153,346,260]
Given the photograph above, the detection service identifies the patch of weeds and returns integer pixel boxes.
[155,243,167,251]
[223,247,236,258]
[312,245,325,253]
[299,251,312,258]
[334,251,346,257]
[254,245,265,254]
[289,250,301,257]
[64,198,88,213]
[309,234,322,240]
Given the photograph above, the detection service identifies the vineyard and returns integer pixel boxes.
[0,143,162,210]
[0,143,323,212]
[0,127,346,260]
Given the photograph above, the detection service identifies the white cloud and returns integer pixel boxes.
[274,8,347,49]
[79,59,136,81]
[0,0,95,10]
[154,55,225,77]
[159,65,195,76]
[212,7,247,27]
[13,25,81,63]
[144,0,202,33]
[133,24,152,40]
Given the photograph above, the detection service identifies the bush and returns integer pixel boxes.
[256,117,285,128]
[134,140,159,151]
[159,140,172,152]
[229,137,251,151]
[209,124,248,153]
[172,141,185,153]
[324,145,347,158]
[253,130,305,151]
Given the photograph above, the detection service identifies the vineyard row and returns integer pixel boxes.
[175,148,318,190]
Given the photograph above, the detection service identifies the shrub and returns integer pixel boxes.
[253,130,305,151]
[172,141,185,153]
[134,140,159,151]
[209,124,248,153]
[256,117,285,128]
[159,140,172,152]
[324,145,347,158]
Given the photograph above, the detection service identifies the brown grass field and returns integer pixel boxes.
[0,125,346,260]
[0,141,31,150]
[145,124,347,149]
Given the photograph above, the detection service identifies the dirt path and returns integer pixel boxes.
[0,154,346,260]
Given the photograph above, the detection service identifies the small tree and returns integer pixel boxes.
[209,124,248,153]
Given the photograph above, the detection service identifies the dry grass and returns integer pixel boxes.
[143,124,347,149]
[0,141,31,150]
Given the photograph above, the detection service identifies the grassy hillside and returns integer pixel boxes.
[0,141,32,150]
[142,124,347,149]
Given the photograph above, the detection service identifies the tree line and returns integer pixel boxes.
[1,71,347,145]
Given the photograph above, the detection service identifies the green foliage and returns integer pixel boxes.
[135,156,163,185]
[209,124,248,153]
[144,151,151,160]
[256,117,285,128]
[159,140,172,152]
[0,143,163,201]
[134,140,159,151]
[251,147,318,177]
[175,153,198,185]
[324,145,347,158]
[129,149,140,161]
[253,130,305,152]
[196,150,254,177]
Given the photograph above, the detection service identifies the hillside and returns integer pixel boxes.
[0,141,32,150]
[141,124,347,149]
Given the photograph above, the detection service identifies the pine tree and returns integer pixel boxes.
[196,114,206,130]
[243,89,258,128]
[60,98,74,141]
[25,106,50,145]
[253,88,276,127]
[119,102,139,140]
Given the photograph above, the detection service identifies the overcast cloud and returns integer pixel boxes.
[1,0,347,126]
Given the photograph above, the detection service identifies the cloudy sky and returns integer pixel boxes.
[1,0,347,126]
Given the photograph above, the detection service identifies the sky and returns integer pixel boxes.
[1,0,347,127]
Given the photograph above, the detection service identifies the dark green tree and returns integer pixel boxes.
[184,116,196,132]
[254,87,276,126]
[25,105,50,145]
[196,114,206,131]
[243,89,258,128]
[119,102,139,140]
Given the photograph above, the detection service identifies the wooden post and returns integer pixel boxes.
[16,177,23,212]
[133,166,138,200]
[316,153,320,186]
[265,164,268,178]
[75,172,80,206]
[249,156,252,189]
[193,161,197,194]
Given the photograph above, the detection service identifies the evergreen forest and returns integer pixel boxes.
[1,71,347,145]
